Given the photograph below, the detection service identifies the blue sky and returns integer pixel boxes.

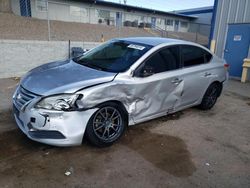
[104,0,215,11]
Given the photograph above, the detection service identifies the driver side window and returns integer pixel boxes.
[135,46,180,77]
[143,52,167,74]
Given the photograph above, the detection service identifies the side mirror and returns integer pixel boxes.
[140,65,154,77]
[71,47,84,58]
[71,47,89,58]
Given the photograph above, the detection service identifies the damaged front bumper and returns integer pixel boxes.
[12,94,97,147]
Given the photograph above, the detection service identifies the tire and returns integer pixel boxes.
[199,82,222,110]
[85,102,127,147]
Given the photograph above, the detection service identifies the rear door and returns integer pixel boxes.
[131,46,184,122]
[178,45,213,107]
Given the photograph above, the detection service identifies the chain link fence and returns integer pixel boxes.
[0,0,211,47]
[153,23,211,47]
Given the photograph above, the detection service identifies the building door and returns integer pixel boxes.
[116,12,122,27]
[151,17,156,28]
[19,0,31,17]
[174,20,179,31]
[224,24,250,77]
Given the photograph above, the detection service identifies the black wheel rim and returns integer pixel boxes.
[206,86,218,108]
[93,107,122,142]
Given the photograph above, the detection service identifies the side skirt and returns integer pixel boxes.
[128,101,200,126]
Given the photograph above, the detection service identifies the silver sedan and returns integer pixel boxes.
[12,37,229,147]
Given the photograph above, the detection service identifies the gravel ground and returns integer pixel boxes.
[0,78,249,188]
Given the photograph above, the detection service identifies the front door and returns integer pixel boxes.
[224,24,250,77]
[151,17,156,28]
[20,0,31,17]
[116,12,122,27]
[174,20,179,31]
[132,46,183,123]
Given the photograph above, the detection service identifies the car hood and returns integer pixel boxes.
[20,60,116,95]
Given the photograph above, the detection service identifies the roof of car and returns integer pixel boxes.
[118,37,189,47]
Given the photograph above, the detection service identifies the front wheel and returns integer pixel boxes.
[199,83,222,110]
[85,102,126,147]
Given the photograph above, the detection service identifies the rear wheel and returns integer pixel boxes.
[85,102,126,147]
[199,83,222,110]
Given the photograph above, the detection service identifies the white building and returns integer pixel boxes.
[10,0,196,32]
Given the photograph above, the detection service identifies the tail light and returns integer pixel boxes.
[224,63,229,71]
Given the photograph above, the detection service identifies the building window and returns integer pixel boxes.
[166,19,173,26]
[36,0,47,12]
[70,6,81,16]
[97,9,110,19]
[181,21,188,28]
[96,9,113,25]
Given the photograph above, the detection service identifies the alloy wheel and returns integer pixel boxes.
[92,107,122,142]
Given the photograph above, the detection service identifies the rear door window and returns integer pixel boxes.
[181,45,212,67]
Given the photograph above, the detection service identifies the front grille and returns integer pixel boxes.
[29,130,66,139]
[14,86,39,110]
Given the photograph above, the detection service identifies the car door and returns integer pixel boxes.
[178,45,213,108]
[131,46,184,123]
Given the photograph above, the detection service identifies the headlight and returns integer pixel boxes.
[35,94,82,111]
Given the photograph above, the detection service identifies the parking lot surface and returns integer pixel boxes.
[0,78,249,188]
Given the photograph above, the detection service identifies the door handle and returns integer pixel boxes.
[171,78,183,84]
[204,72,212,77]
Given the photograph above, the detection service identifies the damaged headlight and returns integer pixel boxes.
[35,94,82,111]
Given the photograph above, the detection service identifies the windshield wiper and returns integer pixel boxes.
[84,63,105,71]
[74,59,114,72]
[78,61,108,72]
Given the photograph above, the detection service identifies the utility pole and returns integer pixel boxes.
[47,1,51,41]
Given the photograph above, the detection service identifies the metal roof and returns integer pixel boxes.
[75,0,196,20]
[175,6,214,15]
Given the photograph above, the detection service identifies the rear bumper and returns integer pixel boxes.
[13,103,98,147]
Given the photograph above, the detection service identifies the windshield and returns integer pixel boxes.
[73,40,152,73]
